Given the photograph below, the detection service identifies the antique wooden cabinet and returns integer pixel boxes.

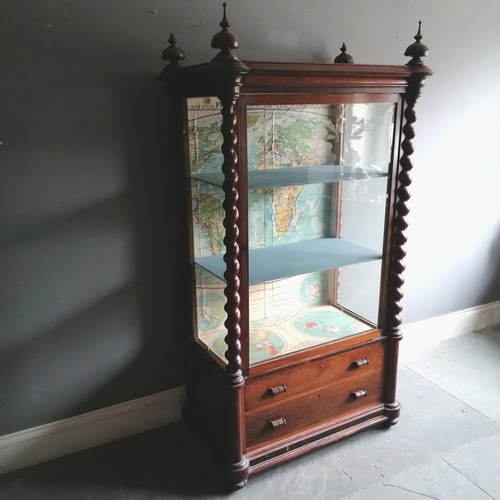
[160,5,431,489]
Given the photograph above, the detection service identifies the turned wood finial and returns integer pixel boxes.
[161,33,185,67]
[334,43,354,64]
[211,2,241,61]
[404,21,429,66]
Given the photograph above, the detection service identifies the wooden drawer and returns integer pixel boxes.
[245,369,384,449]
[245,341,384,412]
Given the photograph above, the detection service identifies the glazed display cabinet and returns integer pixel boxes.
[160,5,431,489]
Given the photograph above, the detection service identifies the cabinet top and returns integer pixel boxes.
[159,3,432,96]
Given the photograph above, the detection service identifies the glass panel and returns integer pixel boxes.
[343,103,394,174]
[186,97,226,358]
[186,97,223,176]
[336,260,382,325]
[246,102,395,365]
[195,265,226,354]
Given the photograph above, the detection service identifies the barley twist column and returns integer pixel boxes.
[384,73,426,425]
[219,91,249,488]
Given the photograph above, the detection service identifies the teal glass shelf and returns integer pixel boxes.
[192,164,388,189]
[196,237,382,285]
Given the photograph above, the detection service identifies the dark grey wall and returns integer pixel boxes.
[0,0,189,435]
[1,0,499,436]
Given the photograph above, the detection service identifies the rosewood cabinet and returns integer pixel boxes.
[160,6,431,489]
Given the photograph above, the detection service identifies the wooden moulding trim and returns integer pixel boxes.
[247,405,386,473]
[241,77,409,91]
[165,61,431,94]
[243,87,408,96]
[244,93,400,105]
[242,61,425,76]
[248,330,382,378]
[168,61,422,79]
[190,331,384,378]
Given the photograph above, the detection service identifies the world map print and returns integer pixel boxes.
[188,99,341,257]
[247,105,338,248]
[188,98,377,365]
[210,329,287,364]
[292,307,362,339]
[196,269,371,365]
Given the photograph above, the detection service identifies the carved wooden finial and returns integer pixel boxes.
[161,33,185,67]
[211,2,241,62]
[334,42,354,64]
[404,21,429,66]
[220,2,230,30]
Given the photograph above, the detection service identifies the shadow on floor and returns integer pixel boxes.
[0,422,231,499]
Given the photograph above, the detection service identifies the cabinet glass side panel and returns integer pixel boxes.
[186,97,223,177]
[337,176,387,320]
[186,96,225,261]
[195,264,228,362]
[185,97,226,357]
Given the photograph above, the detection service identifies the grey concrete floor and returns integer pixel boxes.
[1,324,499,499]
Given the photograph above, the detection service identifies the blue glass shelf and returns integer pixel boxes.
[192,164,387,189]
[196,238,381,285]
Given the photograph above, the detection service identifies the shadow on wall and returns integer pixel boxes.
[0,75,189,435]
[72,73,192,419]
[0,1,190,437]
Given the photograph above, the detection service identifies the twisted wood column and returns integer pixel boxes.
[384,73,426,424]
[219,91,249,488]
[221,94,242,376]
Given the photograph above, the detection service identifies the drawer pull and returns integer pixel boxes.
[351,358,369,369]
[267,384,287,396]
[350,389,368,401]
[268,417,287,429]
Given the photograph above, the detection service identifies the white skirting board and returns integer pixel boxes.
[401,300,500,355]
[0,386,186,475]
[1,300,499,475]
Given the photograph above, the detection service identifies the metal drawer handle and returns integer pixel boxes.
[351,358,369,369]
[350,389,368,401]
[267,384,287,396]
[268,417,287,429]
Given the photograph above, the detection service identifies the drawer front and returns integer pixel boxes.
[245,370,383,449]
[245,341,384,412]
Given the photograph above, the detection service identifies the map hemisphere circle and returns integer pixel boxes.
[210,329,287,363]
[292,309,361,339]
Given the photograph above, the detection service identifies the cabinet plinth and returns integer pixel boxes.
[160,9,431,490]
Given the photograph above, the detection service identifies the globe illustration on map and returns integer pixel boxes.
[292,309,361,339]
[210,329,286,363]
[299,271,329,307]
[196,291,226,333]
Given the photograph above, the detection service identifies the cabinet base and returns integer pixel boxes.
[247,405,387,476]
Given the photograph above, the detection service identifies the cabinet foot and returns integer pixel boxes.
[232,478,248,490]
[226,456,249,491]
[383,401,401,427]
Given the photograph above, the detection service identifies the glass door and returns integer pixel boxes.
[243,100,396,365]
